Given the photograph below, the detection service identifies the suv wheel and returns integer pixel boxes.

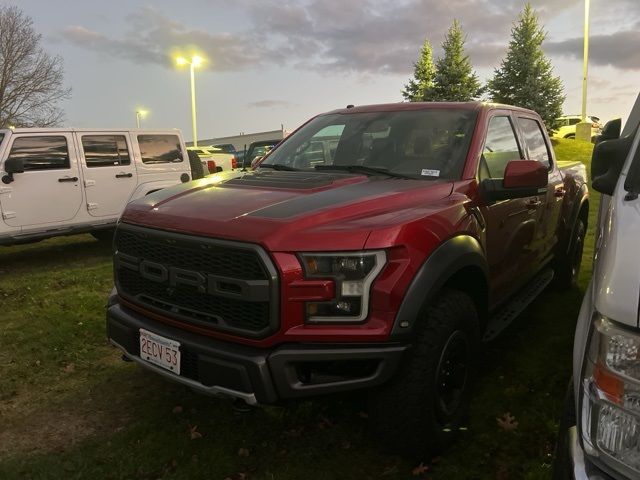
[368,289,480,459]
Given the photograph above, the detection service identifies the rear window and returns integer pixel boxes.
[82,135,130,167]
[213,144,236,153]
[137,135,183,164]
[518,117,551,168]
[7,136,69,171]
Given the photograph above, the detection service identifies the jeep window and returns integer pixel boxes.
[137,135,183,164]
[480,116,521,180]
[518,118,551,168]
[7,136,69,171]
[262,109,477,180]
[82,135,131,167]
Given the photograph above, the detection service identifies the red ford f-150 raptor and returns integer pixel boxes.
[106,102,589,457]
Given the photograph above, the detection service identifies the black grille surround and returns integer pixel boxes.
[114,223,279,339]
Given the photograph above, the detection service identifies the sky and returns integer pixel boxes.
[9,0,640,142]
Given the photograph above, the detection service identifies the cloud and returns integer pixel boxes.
[60,0,640,76]
[246,100,296,108]
[546,30,640,71]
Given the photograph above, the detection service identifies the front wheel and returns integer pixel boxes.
[368,289,480,459]
[554,218,586,289]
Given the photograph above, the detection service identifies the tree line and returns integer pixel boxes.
[402,3,564,131]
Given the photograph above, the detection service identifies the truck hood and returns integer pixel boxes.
[122,170,454,251]
[593,194,640,328]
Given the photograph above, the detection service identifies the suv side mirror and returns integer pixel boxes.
[2,157,24,184]
[594,118,622,146]
[481,160,548,202]
[591,133,634,196]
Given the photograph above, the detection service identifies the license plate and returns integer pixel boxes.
[139,329,181,375]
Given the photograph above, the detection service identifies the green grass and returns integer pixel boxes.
[0,138,596,479]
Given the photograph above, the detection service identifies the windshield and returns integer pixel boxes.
[263,108,478,180]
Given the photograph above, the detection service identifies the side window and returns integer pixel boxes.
[518,118,551,168]
[82,135,131,168]
[568,118,581,126]
[137,135,183,164]
[481,116,521,179]
[7,136,69,171]
[291,125,344,168]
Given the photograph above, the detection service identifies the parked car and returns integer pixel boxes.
[0,128,192,245]
[553,115,603,141]
[242,139,281,168]
[211,143,237,154]
[554,95,640,479]
[106,102,589,458]
[187,146,237,173]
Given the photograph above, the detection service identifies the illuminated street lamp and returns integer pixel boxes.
[136,109,148,129]
[176,55,203,147]
[576,0,592,142]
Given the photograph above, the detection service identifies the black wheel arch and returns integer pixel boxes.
[390,235,489,340]
[564,186,589,256]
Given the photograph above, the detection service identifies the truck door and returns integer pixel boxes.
[515,116,563,270]
[77,133,137,217]
[479,114,540,305]
[0,133,82,228]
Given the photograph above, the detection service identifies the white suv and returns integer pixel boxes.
[0,128,192,245]
[556,95,640,479]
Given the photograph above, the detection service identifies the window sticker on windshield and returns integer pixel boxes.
[421,169,440,177]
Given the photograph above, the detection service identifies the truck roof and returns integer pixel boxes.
[327,101,538,116]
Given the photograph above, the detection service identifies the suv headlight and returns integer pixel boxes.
[299,251,386,323]
[580,314,640,476]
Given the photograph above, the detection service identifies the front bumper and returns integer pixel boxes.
[567,427,619,480]
[107,302,408,405]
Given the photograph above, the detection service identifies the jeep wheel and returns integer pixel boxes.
[368,289,480,459]
[554,218,586,289]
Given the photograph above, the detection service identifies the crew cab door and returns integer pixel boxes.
[515,116,563,268]
[77,132,137,217]
[479,113,541,305]
[0,133,82,228]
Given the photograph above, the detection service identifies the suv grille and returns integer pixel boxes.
[114,224,278,338]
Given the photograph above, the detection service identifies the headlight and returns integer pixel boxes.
[299,251,386,323]
[580,314,640,476]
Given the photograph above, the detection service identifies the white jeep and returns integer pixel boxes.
[0,128,192,245]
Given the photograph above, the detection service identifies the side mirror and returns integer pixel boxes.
[481,160,548,202]
[2,157,24,184]
[595,118,622,145]
[251,156,263,169]
[592,133,634,196]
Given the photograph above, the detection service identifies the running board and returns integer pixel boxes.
[483,269,554,342]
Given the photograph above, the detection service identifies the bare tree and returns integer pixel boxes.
[0,5,70,128]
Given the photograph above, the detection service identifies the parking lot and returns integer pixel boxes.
[0,139,595,479]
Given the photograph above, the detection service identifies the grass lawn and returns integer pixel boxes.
[0,138,596,480]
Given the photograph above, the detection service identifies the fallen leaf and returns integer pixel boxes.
[412,462,429,476]
[357,411,369,419]
[497,412,519,432]
[341,441,351,450]
[172,405,183,414]
[63,363,75,373]
[381,465,399,476]
[238,447,250,457]
[35,360,41,367]
[189,425,202,440]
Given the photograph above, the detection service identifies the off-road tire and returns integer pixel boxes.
[368,289,480,460]
[91,228,115,244]
[554,218,586,290]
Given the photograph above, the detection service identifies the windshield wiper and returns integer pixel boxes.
[258,163,299,171]
[315,164,413,179]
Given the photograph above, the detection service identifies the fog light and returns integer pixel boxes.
[596,402,640,472]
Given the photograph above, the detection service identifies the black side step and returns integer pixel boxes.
[483,269,554,342]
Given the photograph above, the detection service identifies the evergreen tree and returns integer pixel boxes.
[487,3,565,131]
[402,39,436,102]
[431,20,482,102]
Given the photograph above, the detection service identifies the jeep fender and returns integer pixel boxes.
[390,235,489,340]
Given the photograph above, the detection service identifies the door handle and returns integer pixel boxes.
[115,172,133,178]
[58,176,78,182]
[526,200,542,210]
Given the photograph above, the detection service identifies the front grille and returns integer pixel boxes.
[114,224,279,338]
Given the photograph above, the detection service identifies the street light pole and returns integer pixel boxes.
[189,62,198,148]
[576,0,592,141]
[581,0,591,121]
[176,55,202,147]
[136,110,147,129]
